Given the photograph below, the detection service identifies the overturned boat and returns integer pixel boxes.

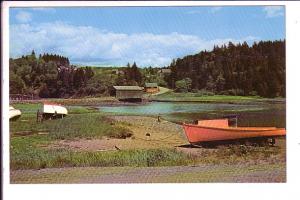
[9,106,21,120]
[183,118,286,145]
[41,103,68,120]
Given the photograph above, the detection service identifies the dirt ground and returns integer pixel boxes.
[10,163,285,183]
[51,116,188,151]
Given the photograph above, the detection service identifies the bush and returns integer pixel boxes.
[224,89,245,96]
[249,91,258,96]
[175,78,192,92]
[108,126,133,139]
[194,89,215,96]
[191,89,199,93]
[218,90,230,95]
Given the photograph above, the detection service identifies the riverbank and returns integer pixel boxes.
[9,102,286,183]
[10,113,286,168]
[10,94,286,107]
[151,92,285,104]
[10,96,142,106]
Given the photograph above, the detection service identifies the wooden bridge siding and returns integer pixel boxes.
[116,90,143,99]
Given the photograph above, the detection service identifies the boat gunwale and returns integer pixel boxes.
[183,123,285,132]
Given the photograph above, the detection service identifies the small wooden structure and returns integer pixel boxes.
[144,83,159,93]
[113,86,143,101]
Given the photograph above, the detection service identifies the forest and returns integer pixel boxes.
[9,40,285,98]
[9,51,145,98]
[165,40,285,97]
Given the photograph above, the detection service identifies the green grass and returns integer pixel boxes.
[151,163,285,183]
[10,134,192,170]
[49,97,118,106]
[10,102,191,170]
[10,111,132,140]
[11,96,118,106]
[10,133,285,170]
[11,163,286,183]
[193,145,285,165]
[48,113,132,140]
[153,91,263,102]
[11,103,98,114]
[10,102,285,171]
[11,103,43,113]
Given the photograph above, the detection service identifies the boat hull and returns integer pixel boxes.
[183,122,286,143]
[43,104,68,115]
[9,107,22,120]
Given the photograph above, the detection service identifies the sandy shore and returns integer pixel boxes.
[53,115,188,151]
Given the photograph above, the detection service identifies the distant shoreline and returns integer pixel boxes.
[10,96,286,107]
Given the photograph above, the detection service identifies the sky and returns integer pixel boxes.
[9,6,285,67]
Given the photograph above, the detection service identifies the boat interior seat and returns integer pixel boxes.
[197,119,229,128]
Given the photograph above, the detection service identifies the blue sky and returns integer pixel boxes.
[10,6,285,67]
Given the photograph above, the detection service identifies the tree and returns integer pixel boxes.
[215,74,226,93]
[164,40,285,97]
[206,75,216,92]
[131,62,142,85]
[9,72,26,94]
[175,78,192,92]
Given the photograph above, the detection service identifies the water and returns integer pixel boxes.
[99,102,286,128]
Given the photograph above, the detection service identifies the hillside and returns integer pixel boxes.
[164,40,285,98]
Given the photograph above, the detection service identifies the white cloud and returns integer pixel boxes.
[263,6,284,18]
[31,8,56,13]
[10,22,259,67]
[15,11,32,23]
[186,10,202,15]
[187,7,222,15]
[210,7,222,14]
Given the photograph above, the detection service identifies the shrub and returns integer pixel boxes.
[194,89,215,96]
[109,126,133,139]
[249,91,258,96]
[224,89,245,96]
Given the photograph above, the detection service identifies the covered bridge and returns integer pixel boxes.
[144,83,159,93]
[113,86,144,101]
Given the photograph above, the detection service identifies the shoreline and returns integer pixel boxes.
[150,98,286,105]
[10,97,286,107]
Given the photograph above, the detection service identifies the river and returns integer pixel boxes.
[99,101,286,128]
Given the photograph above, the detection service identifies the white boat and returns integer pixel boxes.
[42,103,68,119]
[9,106,21,120]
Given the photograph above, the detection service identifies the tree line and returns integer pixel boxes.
[164,40,285,97]
[9,51,147,98]
[9,50,94,98]
[9,40,285,98]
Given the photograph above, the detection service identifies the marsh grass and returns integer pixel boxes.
[11,134,191,170]
[11,103,97,114]
[10,102,285,171]
[193,144,284,165]
[48,113,132,140]
[11,97,118,106]
[10,103,132,139]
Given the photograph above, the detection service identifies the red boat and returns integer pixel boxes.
[183,119,286,144]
